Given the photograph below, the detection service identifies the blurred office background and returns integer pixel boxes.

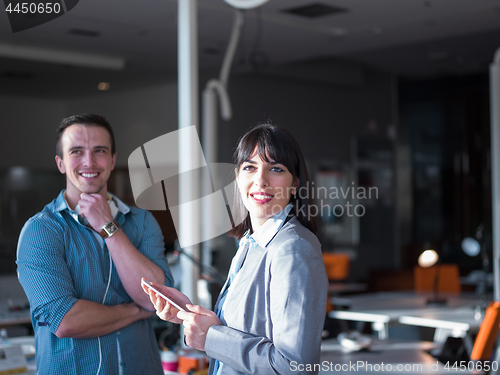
[0,0,499,292]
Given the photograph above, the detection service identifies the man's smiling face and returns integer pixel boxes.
[55,124,116,205]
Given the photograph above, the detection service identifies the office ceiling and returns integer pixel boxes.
[1,0,500,98]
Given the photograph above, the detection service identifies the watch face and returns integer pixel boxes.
[103,221,119,236]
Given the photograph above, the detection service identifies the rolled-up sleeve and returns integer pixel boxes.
[16,216,78,334]
[135,210,174,287]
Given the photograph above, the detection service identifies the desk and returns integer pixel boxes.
[0,300,31,328]
[328,282,368,294]
[0,336,36,375]
[399,306,483,354]
[320,338,475,374]
[328,292,482,340]
[0,300,30,329]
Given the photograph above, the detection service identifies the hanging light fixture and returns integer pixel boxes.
[224,0,269,9]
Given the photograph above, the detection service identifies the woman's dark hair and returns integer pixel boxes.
[228,122,317,239]
[56,114,116,158]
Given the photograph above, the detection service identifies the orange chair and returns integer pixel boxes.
[414,264,461,293]
[470,301,500,361]
[325,293,333,314]
[323,253,350,281]
[323,253,350,314]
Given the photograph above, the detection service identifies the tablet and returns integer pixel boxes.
[141,279,187,312]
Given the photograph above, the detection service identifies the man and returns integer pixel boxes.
[17,114,173,375]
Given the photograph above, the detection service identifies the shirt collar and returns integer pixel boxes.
[247,203,293,248]
[54,191,68,213]
[108,193,130,215]
[54,190,130,223]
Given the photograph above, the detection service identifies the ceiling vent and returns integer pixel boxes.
[284,3,347,18]
[69,28,100,37]
[2,71,35,79]
[203,47,220,56]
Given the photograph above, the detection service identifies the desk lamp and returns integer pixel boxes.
[418,246,447,305]
[462,224,490,311]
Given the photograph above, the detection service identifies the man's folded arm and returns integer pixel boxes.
[55,300,153,339]
[103,211,172,310]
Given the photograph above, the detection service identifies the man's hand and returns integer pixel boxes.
[136,302,156,320]
[78,195,166,310]
[178,305,222,351]
[141,281,191,324]
[78,193,113,232]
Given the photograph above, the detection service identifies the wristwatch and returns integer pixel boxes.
[100,220,120,239]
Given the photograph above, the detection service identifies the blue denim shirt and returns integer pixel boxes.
[16,190,173,375]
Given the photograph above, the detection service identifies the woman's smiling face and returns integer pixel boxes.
[237,150,297,231]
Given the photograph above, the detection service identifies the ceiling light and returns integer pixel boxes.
[98,82,110,90]
[0,43,126,70]
[428,51,450,61]
[331,28,346,36]
[284,3,347,18]
[69,28,101,37]
[203,47,220,55]
[2,71,35,80]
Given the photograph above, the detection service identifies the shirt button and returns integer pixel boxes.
[117,331,121,335]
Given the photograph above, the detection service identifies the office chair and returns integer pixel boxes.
[470,301,500,361]
[323,253,350,282]
[323,253,350,314]
[414,264,461,293]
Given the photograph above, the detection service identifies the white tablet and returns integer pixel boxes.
[141,279,187,312]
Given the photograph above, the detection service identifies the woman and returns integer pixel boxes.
[143,123,328,374]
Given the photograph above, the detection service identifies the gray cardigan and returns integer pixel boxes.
[205,216,328,374]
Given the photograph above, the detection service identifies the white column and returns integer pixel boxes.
[200,10,242,276]
[178,0,199,304]
[490,47,500,301]
[201,84,218,273]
